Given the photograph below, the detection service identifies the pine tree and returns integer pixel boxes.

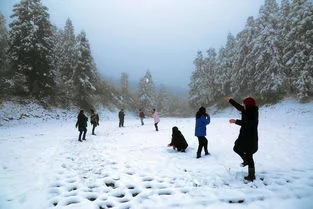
[215,33,236,97]
[73,31,97,101]
[9,0,55,97]
[120,72,129,99]
[155,85,168,113]
[233,16,258,97]
[137,70,156,110]
[189,49,218,107]
[61,19,77,86]
[189,51,206,108]
[284,0,313,100]
[203,48,218,105]
[0,13,9,70]
[0,13,10,96]
[279,0,293,94]
[252,0,284,100]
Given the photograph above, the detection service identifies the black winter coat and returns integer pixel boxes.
[169,127,188,151]
[119,111,125,120]
[229,99,259,154]
[76,112,88,131]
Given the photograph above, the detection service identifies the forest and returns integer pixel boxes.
[0,0,312,116]
[189,0,313,108]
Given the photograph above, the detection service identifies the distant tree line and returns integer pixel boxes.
[189,0,313,108]
[0,0,190,116]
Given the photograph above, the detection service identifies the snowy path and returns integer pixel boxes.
[1,103,313,209]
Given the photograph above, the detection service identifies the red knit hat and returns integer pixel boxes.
[243,97,256,108]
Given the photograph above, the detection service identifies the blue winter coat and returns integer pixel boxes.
[195,115,211,136]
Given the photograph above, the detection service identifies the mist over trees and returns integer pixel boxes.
[1,0,312,116]
[0,0,190,116]
[189,0,313,108]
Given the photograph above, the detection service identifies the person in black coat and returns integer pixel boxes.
[118,109,125,127]
[168,126,188,152]
[139,109,145,126]
[224,96,259,181]
[90,109,99,135]
[75,110,88,142]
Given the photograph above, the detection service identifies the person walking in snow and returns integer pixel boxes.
[75,110,88,142]
[90,109,99,135]
[195,106,211,158]
[118,109,125,127]
[168,126,188,152]
[139,109,145,125]
[151,108,160,131]
[224,96,259,182]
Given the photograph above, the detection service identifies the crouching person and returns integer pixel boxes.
[168,126,188,152]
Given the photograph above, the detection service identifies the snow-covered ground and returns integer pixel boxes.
[1,99,313,209]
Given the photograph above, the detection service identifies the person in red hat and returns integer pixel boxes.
[224,96,259,181]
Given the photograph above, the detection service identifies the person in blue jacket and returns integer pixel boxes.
[195,106,211,158]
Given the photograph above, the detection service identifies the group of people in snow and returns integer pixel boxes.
[75,96,259,182]
[75,109,100,141]
[75,108,159,138]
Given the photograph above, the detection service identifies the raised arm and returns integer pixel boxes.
[229,99,244,112]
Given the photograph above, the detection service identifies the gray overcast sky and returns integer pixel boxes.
[1,0,267,89]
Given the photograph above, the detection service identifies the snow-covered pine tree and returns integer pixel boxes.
[189,49,218,107]
[0,13,10,96]
[73,31,97,101]
[120,72,129,100]
[137,70,156,111]
[9,0,55,97]
[252,0,284,101]
[233,17,258,97]
[155,84,169,114]
[279,0,293,95]
[283,0,313,101]
[0,13,9,71]
[189,51,206,108]
[215,33,236,98]
[203,48,218,105]
[60,19,77,95]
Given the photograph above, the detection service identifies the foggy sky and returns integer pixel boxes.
[1,0,267,89]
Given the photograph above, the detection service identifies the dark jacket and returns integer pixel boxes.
[169,127,188,151]
[119,110,125,119]
[229,99,259,154]
[139,111,145,118]
[76,112,88,131]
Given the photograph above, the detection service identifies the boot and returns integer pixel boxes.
[244,168,256,181]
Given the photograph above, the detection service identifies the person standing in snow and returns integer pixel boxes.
[75,110,88,142]
[195,106,211,158]
[118,109,125,127]
[224,96,259,182]
[168,126,188,152]
[139,109,145,125]
[90,109,99,135]
[151,108,160,131]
